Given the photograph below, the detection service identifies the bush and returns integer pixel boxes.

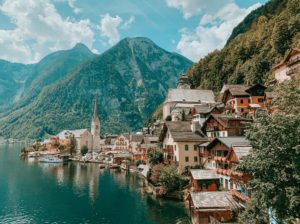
[80,145,88,156]
[58,144,65,151]
[165,115,172,121]
[159,165,181,192]
[147,147,163,165]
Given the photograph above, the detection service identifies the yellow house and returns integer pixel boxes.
[159,121,208,172]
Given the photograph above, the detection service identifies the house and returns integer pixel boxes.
[188,191,242,224]
[191,104,222,130]
[273,48,300,83]
[163,74,215,120]
[189,169,220,192]
[137,136,159,162]
[205,137,252,204]
[201,114,252,138]
[221,84,267,116]
[159,121,208,172]
[113,134,130,151]
[57,129,93,153]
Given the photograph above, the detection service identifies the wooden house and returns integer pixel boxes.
[189,169,220,192]
[201,114,252,138]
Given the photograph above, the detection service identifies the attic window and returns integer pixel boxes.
[182,99,186,101]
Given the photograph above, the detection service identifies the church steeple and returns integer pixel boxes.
[93,94,99,120]
[91,94,101,150]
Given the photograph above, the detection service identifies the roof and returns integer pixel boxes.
[164,89,215,104]
[221,84,250,96]
[209,137,250,149]
[143,136,158,144]
[194,104,218,114]
[190,191,241,210]
[130,134,144,142]
[203,114,252,129]
[159,121,207,142]
[190,169,220,180]
[232,146,252,161]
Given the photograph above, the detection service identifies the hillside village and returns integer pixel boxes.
[21,48,300,223]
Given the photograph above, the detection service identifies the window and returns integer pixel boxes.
[185,156,189,162]
[241,108,244,113]
[248,98,251,103]
[174,145,176,151]
[194,156,198,162]
[194,145,198,151]
[240,99,244,104]
[185,144,189,151]
[258,98,264,103]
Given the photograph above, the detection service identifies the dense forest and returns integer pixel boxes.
[187,0,300,91]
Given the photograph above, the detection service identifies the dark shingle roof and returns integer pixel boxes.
[210,114,252,128]
[223,84,250,96]
[160,121,207,142]
[190,191,241,210]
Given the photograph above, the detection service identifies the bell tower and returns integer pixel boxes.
[91,95,100,150]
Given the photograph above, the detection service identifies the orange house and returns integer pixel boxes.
[189,169,220,192]
[221,84,267,116]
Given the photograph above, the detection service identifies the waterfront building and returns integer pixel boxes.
[188,191,242,224]
[159,121,208,172]
[57,129,93,153]
[272,48,300,83]
[162,74,216,120]
[189,169,220,192]
[201,114,252,138]
[221,83,267,116]
[113,134,130,151]
[204,137,252,205]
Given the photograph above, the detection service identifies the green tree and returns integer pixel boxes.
[237,113,300,222]
[147,147,163,165]
[149,164,163,185]
[80,145,88,156]
[159,165,181,192]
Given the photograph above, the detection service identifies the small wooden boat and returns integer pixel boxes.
[39,156,64,163]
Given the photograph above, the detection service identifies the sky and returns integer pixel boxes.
[0,0,268,64]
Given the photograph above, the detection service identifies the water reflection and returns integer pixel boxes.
[1,145,189,224]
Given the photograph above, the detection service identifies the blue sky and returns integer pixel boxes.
[0,0,268,64]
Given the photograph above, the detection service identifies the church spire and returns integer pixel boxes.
[93,94,99,120]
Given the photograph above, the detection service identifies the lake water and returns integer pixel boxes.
[0,144,190,224]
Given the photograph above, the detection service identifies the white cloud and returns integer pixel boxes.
[0,0,94,63]
[166,0,231,19]
[170,1,261,61]
[67,0,81,14]
[98,14,122,46]
[121,15,135,29]
[98,14,135,46]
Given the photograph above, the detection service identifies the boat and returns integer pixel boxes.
[99,164,106,169]
[27,151,40,158]
[38,156,64,163]
[109,164,120,169]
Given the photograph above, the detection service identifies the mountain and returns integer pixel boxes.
[0,44,96,113]
[0,37,192,139]
[0,60,33,110]
[187,0,300,91]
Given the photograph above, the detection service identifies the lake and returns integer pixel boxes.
[0,144,190,224]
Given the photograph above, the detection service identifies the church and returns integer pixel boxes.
[57,95,101,153]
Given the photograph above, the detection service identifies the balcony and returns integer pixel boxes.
[163,145,174,155]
